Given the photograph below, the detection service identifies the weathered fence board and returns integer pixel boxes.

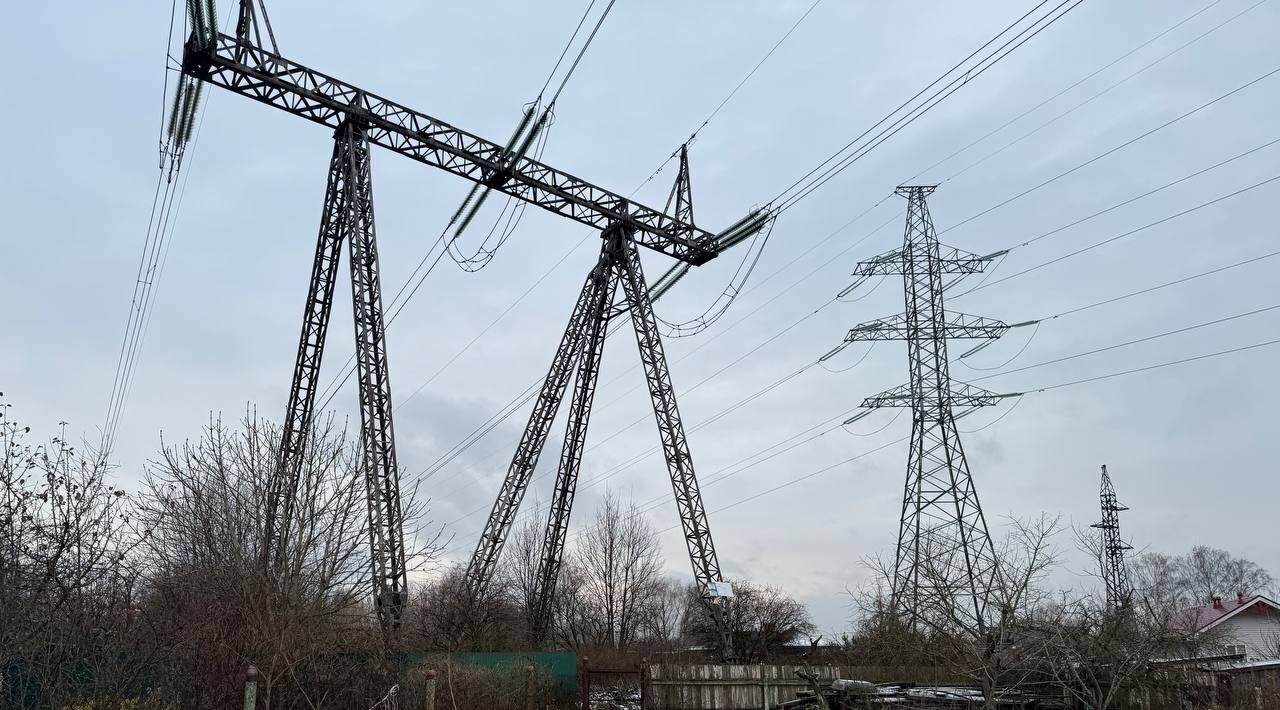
[644,663,959,710]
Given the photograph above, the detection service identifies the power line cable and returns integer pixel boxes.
[538,0,601,100]
[904,0,1231,182]
[772,0,1082,213]
[521,242,1280,539]
[427,142,1275,503]
[443,256,1280,548]
[629,0,825,196]
[446,399,863,553]
[962,170,1280,295]
[771,0,1059,203]
[403,0,1071,475]
[450,7,1279,545]
[920,0,1268,186]
[649,333,1280,534]
[103,1,238,452]
[943,63,1280,235]
[1018,337,1280,393]
[970,303,1280,383]
[1046,249,1280,320]
[425,124,1277,500]
[546,0,619,108]
[415,3,1264,502]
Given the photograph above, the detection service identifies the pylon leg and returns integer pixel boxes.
[464,249,611,602]
[613,230,733,659]
[529,240,620,642]
[266,127,350,568]
[339,121,407,632]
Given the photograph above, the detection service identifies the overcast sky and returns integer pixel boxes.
[3,0,1279,634]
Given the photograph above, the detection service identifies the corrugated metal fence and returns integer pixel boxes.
[644,663,957,710]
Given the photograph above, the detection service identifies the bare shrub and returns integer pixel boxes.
[131,412,442,709]
[0,403,153,709]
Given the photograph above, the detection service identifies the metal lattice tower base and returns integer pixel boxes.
[1092,464,1132,613]
[847,185,1008,630]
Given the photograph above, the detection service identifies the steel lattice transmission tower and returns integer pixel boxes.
[1091,464,1133,612]
[846,185,1008,629]
[465,148,745,657]
[176,1,744,641]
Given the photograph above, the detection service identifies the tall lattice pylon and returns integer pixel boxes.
[262,118,407,633]
[1091,464,1133,612]
[463,153,735,657]
[846,185,1008,630]
[178,0,740,642]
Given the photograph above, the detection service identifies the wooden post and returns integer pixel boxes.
[243,666,258,710]
[760,664,770,710]
[419,670,437,710]
[639,657,648,710]
[525,664,535,710]
[580,656,590,710]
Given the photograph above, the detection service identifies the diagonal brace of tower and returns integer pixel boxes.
[464,150,735,658]
[1091,464,1133,613]
[846,185,1007,630]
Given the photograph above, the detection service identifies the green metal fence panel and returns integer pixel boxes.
[455,651,578,692]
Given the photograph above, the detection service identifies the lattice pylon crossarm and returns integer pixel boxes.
[860,382,1004,409]
[846,312,1008,342]
[182,35,719,264]
[853,245,994,277]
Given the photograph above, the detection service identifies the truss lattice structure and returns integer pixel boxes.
[179,3,727,638]
[465,155,732,656]
[1092,464,1133,613]
[259,120,408,630]
[847,185,1005,630]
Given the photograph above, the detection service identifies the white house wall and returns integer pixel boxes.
[1218,615,1280,660]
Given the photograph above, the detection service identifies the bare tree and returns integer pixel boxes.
[572,490,664,649]
[501,503,545,624]
[549,556,593,651]
[1029,527,1195,709]
[0,403,153,708]
[640,576,689,650]
[132,412,442,709]
[845,562,929,669]
[409,566,524,652]
[1130,551,1183,618]
[1035,589,1200,710]
[684,578,816,661]
[857,514,1064,709]
[1131,546,1273,612]
[1176,545,1273,602]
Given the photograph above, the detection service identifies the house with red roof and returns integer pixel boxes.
[1176,593,1280,661]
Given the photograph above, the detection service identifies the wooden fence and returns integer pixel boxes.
[643,663,960,710]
